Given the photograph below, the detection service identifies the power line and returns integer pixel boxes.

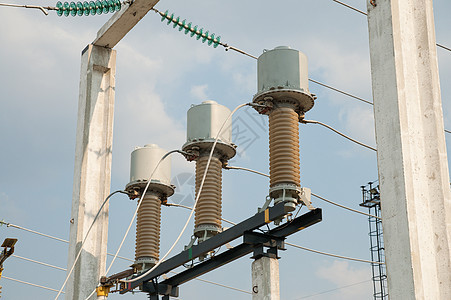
[302,119,377,151]
[2,275,65,294]
[311,192,381,220]
[285,242,383,265]
[0,219,135,263]
[308,78,373,105]
[331,0,451,53]
[295,279,372,299]
[11,254,66,271]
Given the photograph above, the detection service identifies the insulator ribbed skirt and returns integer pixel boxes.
[269,107,300,187]
[135,193,161,262]
[195,155,222,228]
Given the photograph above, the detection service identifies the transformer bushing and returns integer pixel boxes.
[125,144,175,272]
[182,100,236,243]
[252,46,315,213]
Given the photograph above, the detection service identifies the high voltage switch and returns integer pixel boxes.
[56,0,122,16]
[156,9,221,48]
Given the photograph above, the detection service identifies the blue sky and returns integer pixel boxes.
[1,0,450,299]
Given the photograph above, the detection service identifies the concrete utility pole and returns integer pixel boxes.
[252,257,280,300]
[66,1,159,299]
[66,44,116,300]
[367,0,451,299]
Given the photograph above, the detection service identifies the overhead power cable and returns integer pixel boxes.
[295,279,372,299]
[223,165,381,220]
[12,254,66,271]
[0,219,136,263]
[311,192,381,220]
[285,242,383,264]
[302,119,377,151]
[2,275,65,294]
[331,0,451,53]
[308,78,373,105]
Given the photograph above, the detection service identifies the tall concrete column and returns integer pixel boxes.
[251,257,280,300]
[367,0,451,299]
[66,44,116,300]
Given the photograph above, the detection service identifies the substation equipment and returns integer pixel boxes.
[99,46,322,299]
[125,144,175,272]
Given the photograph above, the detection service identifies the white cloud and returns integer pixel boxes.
[315,260,373,299]
[190,84,209,100]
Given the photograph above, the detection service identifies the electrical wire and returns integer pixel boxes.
[0,220,69,244]
[11,254,66,271]
[165,203,236,227]
[54,190,128,300]
[118,102,249,287]
[0,2,56,15]
[2,275,64,293]
[295,279,372,299]
[222,165,381,220]
[308,78,373,105]
[285,242,384,265]
[223,165,270,178]
[331,0,451,53]
[311,192,381,220]
[0,219,138,263]
[302,119,377,152]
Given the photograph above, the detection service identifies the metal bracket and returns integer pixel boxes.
[142,281,179,298]
[299,187,314,210]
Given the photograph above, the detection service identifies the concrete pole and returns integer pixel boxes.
[251,257,280,300]
[66,44,116,300]
[367,0,451,299]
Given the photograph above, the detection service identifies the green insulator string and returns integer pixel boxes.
[55,0,123,17]
[157,9,221,48]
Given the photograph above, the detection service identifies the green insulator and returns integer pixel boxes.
[76,2,83,16]
[70,2,76,16]
[184,22,192,35]
[107,0,114,13]
[213,36,221,48]
[179,19,185,32]
[202,30,209,43]
[114,0,120,11]
[56,1,63,16]
[89,1,96,15]
[63,2,70,16]
[95,0,102,14]
[83,1,89,15]
[167,13,173,25]
[208,33,215,46]
[101,0,108,13]
[190,25,197,37]
[161,10,168,22]
[172,16,179,28]
[196,28,203,40]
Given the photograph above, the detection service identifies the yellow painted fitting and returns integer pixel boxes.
[195,155,222,229]
[268,107,300,187]
[96,286,110,297]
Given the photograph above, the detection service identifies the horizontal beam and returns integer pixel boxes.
[160,209,322,288]
[93,0,159,48]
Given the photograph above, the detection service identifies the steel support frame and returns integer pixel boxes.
[118,206,322,297]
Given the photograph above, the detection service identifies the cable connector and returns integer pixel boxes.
[96,285,110,297]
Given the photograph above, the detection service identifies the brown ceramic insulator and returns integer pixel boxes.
[269,106,300,187]
[135,192,161,262]
[194,155,222,229]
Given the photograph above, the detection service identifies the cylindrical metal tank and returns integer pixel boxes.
[129,144,171,186]
[186,100,232,145]
[253,46,315,114]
